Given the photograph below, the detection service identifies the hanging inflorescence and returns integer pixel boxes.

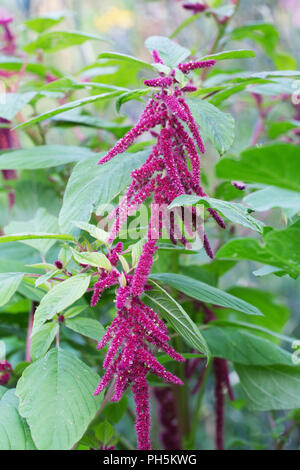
[92,49,226,450]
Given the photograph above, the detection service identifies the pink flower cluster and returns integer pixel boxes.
[154,387,182,450]
[0,7,16,55]
[0,360,12,385]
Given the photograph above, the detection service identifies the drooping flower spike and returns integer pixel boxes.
[93,48,225,450]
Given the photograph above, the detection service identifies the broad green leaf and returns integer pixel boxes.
[15,91,123,129]
[201,49,255,61]
[214,287,289,340]
[65,317,105,342]
[186,98,235,155]
[30,322,59,360]
[216,221,300,278]
[59,150,150,235]
[32,274,91,333]
[24,30,107,53]
[244,187,300,213]
[98,51,153,69]
[202,325,294,366]
[73,221,109,244]
[25,12,65,33]
[169,194,263,233]
[216,144,300,192]
[16,348,102,449]
[145,36,190,67]
[230,23,279,56]
[145,280,210,358]
[267,120,300,139]
[0,272,24,307]
[0,389,36,450]
[4,208,62,255]
[0,92,36,120]
[150,273,262,316]
[71,249,112,271]
[0,145,93,170]
[235,364,300,411]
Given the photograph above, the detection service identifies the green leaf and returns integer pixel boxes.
[214,287,289,341]
[116,89,151,113]
[16,348,103,449]
[150,273,262,316]
[59,150,150,235]
[0,389,36,450]
[71,249,112,270]
[25,12,65,33]
[15,91,123,129]
[0,92,36,120]
[216,143,300,192]
[0,272,24,307]
[0,56,60,78]
[0,145,93,170]
[235,364,300,411]
[230,23,279,56]
[145,280,210,358]
[202,325,294,366]
[0,232,74,243]
[201,49,255,61]
[244,187,300,213]
[24,30,107,53]
[216,221,300,278]
[95,421,114,445]
[145,36,190,67]
[98,51,153,69]
[4,208,64,255]
[73,221,109,244]
[186,98,235,155]
[30,322,59,360]
[32,274,91,334]
[267,120,300,139]
[65,317,105,342]
[169,194,263,233]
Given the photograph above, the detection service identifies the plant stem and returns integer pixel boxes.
[25,301,38,362]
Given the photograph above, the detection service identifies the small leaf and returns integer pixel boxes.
[0,272,24,308]
[32,274,91,334]
[65,317,105,342]
[71,249,112,271]
[30,322,59,360]
[98,51,153,69]
[145,36,190,67]
[25,12,65,33]
[95,421,114,445]
[72,221,109,244]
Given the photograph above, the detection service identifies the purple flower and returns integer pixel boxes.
[232,181,246,191]
[182,2,208,14]
[179,59,216,74]
[0,360,12,385]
